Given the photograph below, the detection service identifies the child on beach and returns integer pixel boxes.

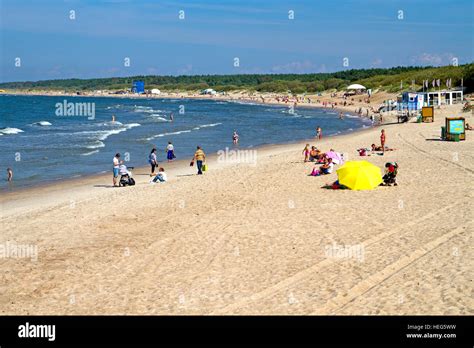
[310,165,321,176]
[166,142,175,162]
[7,168,13,182]
[151,167,167,183]
[302,144,310,162]
[316,126,322,140]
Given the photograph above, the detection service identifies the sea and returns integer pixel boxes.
[0,95,371,189]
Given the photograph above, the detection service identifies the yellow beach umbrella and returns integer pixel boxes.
[336,160,382,190]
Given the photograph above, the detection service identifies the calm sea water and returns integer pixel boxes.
[0,95,371,189]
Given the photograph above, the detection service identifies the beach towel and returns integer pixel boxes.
[202,164,208,172]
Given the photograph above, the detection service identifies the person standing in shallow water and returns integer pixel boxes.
[193,146,206,175]
[316,126,322,140]
[232,130,239,145]
[7,168,13,182]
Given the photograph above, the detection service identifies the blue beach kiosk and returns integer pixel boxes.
[400,92,424,111]
[132,80,145,94]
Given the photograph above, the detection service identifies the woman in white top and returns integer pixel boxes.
[113,153,123,186]
[166,142,175,162]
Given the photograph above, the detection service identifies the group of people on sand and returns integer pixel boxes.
[302,144,344,177]
[112,142,208,187]
[111,128,246,186]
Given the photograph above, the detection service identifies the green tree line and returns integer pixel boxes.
[1,64,472,93]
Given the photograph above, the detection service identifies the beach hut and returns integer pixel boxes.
[399,92,424,111]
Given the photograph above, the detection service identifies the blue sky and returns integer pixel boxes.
[0,0,473,82]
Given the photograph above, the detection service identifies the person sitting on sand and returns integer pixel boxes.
[380,162,398,186]
[151,167,167,183]
[371,144,396,152]
[310,165,321,176]
[309,146,321,161]
[320,158,334,175]
[302,144,310,162]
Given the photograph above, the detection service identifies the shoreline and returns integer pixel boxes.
[1,88,398,121]
[1,93,379,195]
[0,122,377,201]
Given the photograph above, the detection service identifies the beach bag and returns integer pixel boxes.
[190,161,194,167]
[128,177,136,186]
[202,164,208,172]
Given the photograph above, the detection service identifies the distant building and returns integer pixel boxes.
[398,89,464,111]
[399,92,424,111]
[201,88,217,95]
[421,89,463,106]
[132,81,145,94]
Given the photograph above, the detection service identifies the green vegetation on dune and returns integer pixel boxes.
[1,64,472,94]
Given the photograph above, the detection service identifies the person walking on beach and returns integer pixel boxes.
[113,153,123,187]
[6,167,13,182]
[316,126,322,140]
[193,146,206,175]
[380,129,386,155]
[232,130,239,145]
[166,141,175,162]
[148,148,158,176]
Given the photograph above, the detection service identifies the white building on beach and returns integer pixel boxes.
[422,89,464,106]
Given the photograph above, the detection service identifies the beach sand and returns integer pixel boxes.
[0,104,473,315]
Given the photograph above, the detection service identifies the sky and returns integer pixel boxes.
[0,0,473,82]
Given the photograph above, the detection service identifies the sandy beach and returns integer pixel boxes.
[1,104,473,315]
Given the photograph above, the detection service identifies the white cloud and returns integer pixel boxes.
[271,60,315,73]
[410,53,455,66]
